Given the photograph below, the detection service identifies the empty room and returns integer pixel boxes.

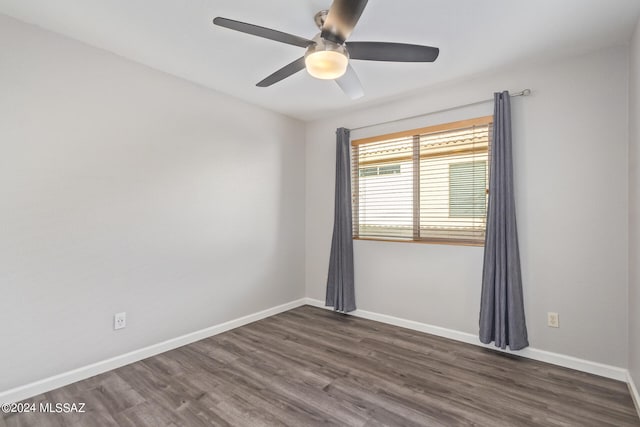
[1,0,640,425]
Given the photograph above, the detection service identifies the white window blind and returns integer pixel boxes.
[352,116,493,245]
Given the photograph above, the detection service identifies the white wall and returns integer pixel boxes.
[306,46,629,367]
[629,15,640,388]
[0,15,305,392]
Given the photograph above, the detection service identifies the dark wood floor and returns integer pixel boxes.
[2,305,639,426]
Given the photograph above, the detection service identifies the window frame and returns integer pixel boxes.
[351,115,493,247]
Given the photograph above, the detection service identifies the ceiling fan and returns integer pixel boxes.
[213,0,439,99]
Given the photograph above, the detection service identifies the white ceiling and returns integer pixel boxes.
[1,0,639,121]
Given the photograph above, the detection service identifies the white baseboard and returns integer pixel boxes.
[304,298,629,382]
[0,298,307,405]
[629,371,640,417]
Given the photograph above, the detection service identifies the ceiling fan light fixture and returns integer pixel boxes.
[305,36,349,80]
[305,51,348,79]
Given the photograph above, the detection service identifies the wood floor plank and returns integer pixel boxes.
[236,314,546,424]
[3,305,639,426]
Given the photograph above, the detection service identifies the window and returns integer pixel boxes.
[449,161,487,218]
[351,116,493,245]
[359,164,401,177]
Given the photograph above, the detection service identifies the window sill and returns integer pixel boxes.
[353,237,484,247]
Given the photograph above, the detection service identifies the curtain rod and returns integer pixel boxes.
[351,89,531,132]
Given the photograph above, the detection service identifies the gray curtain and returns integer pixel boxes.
[479,91,529,350]
[326,127,356,313]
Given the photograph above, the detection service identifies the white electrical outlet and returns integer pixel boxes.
[547,312,559,328]
[114,312,126,330]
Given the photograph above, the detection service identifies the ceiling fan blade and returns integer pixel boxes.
[321,0,369,44]
[347,42,440,62]
[256,57,306,87]
[336,65,364,100]
[213,17,313,48]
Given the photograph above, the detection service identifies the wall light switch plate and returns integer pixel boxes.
[114,312,126,330]
[547,312,559,328]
